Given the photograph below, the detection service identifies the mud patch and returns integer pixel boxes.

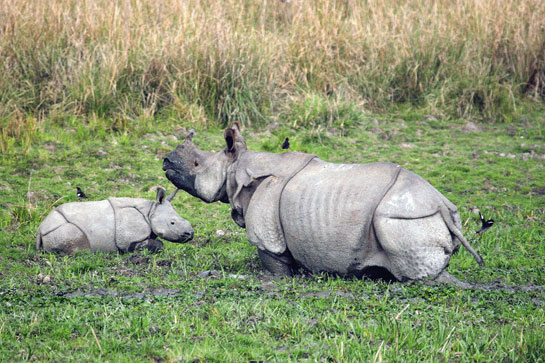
[197,270,218,278]
[128,254,150,265]
[60,287,181,298]
[472,282,545,293]
[156,259,172,267]
[299,290,355,299]
[461,121,483,133]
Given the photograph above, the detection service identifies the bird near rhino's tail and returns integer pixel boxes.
[440,207,484,266]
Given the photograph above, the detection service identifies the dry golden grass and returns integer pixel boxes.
[0,0,543,125]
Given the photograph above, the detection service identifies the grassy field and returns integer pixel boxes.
[1,106,544,361]
[1,0,545,361]
[1,0,544,125]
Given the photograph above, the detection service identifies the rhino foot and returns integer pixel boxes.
[430,270,472,289]
[257,249,296,276]
[127,238,164,253]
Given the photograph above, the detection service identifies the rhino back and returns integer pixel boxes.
[375,168,458,219]
[280,160,401,274]
[56,200,116,251]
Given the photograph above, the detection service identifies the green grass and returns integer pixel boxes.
[1,107,545,361]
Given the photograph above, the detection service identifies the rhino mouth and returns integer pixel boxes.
[163,159,228,204]
[164,168,197,195]
[164,168,180,183]
[167,230,194,243]
[163,158,197,193]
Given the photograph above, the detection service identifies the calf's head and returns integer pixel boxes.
[150,188,194,243]
[163,124,246,203]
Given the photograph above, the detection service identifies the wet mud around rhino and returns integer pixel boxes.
[20,254,544,306]
[46,268,545,308]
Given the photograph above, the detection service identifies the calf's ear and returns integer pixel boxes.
[156,187,166,204]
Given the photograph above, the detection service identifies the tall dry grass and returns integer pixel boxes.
[0,0,543,127]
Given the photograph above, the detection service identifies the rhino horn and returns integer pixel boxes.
[166,188,179,202]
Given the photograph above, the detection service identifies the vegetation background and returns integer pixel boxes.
[1,0,544,361]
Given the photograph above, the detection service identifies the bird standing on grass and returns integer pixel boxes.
[282,137,290,150]
[476,211,494,234]
[76,187,88,199]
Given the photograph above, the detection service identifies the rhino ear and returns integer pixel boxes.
[156,187,166,204]
[224,122,247,154]
[224,128,236,152]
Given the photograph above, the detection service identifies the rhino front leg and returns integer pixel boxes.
[127,238,164,253]
[257,249,296,276]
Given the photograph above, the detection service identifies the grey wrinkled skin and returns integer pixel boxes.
[37,188,194,254]
[163,124,483,283]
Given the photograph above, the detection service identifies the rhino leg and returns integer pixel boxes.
[127,238,164,253]
[432,270,471,288]
[41,222,90,254]
[257,249,296,276]
[374,213,453,281]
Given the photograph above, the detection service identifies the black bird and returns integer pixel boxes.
[476,211,494,234]
[281,137,290,150]
[76,187,88,199]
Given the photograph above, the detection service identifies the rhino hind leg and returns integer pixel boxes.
[41,223,90,254]
[257,249,296,276]
[374,213,453,281]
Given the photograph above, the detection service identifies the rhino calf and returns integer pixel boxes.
[37,188,194,254]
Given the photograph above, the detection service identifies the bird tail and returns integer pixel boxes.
[440,206,484,267]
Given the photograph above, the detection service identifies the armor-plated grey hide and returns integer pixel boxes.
[163,124,483,282]
[37,188,194,254]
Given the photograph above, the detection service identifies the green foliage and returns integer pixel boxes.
[1,107,544,361]
[1,0,544,126]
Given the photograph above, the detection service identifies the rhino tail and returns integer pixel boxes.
[440,207,484,267]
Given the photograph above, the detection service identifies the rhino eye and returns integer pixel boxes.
[194,160,199,167]
[170,221,175,225]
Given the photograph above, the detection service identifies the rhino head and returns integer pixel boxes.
[150,188,194,243]
[163,124,246,204]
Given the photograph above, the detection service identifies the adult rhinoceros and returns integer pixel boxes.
[163,124,483,283]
